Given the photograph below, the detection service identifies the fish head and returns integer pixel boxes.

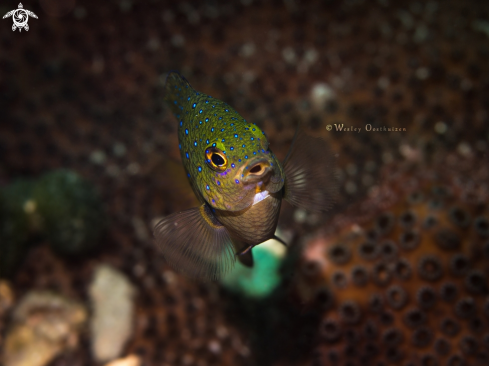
[185,122,284,212]
[164,72,284,211]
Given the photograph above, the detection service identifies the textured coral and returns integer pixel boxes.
[294,157,489,366]
[0,0,488,365]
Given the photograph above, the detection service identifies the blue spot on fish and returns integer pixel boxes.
[192,103,196,108]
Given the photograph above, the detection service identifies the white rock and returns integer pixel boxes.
[89,265,136,363]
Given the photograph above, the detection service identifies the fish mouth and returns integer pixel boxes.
[239,157,273,185]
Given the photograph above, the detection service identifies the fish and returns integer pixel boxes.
[154,72,338,281]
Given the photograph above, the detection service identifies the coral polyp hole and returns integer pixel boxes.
[440,282,458,302]
[376,213,395,235]
[459,336,478,355]
[420,354,437,366]
[340,301,361,324]
[358,241,379,261]
[447,355,464,366]
[435,229,461,250]
[434,338,451,355]
[321,318,342,342]
[440,317,460,337]
[404,308,427,329]
[423,216,437,228]
[327,244,351,265]
[449,254,470,277]
[417,286,437,310]
[386,285,408,310]
[332,271,347,289]
[351,266,368,287]
[455,297,476,319]
[394,259,412,280]
[301,260,321,277]
[412,327,433,348]
[372,262,392,286]
[368,293,384,313]
[464,270,487,295]
[382,327,404,346]
[449,207,471,228]
[380,240,398,261]
[399,211,416,228]
[315,288,334,310]
[417,255,443,281]
[474,216,489,237]
[399,230,420,251]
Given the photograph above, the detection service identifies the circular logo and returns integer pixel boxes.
[12,9,28,28]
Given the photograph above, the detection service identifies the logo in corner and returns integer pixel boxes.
[3,3,38,32]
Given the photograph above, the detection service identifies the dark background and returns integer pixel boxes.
[1,0,488,365]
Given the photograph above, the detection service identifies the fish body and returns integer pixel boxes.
[155,72,337,281]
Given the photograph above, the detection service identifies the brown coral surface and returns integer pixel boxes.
[1,0,488,365]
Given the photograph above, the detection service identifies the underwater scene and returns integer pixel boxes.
[1,0,488,365]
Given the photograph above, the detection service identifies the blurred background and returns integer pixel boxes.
[1,0,488,365]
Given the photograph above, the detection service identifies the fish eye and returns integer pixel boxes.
[205,146,228,171]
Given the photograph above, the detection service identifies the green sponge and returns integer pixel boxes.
[221,239,286,299]
[34,170,106,256]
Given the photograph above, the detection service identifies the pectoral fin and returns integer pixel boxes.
[283,125,338,213]
[154,205,235,281]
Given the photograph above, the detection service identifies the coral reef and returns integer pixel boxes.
[293,156,489,365]
[0,0,488,365]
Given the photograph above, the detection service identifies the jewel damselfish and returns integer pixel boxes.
[154,72,338,281]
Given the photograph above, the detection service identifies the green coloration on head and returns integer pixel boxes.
[164,72,284,211]
[220,240,284,298]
